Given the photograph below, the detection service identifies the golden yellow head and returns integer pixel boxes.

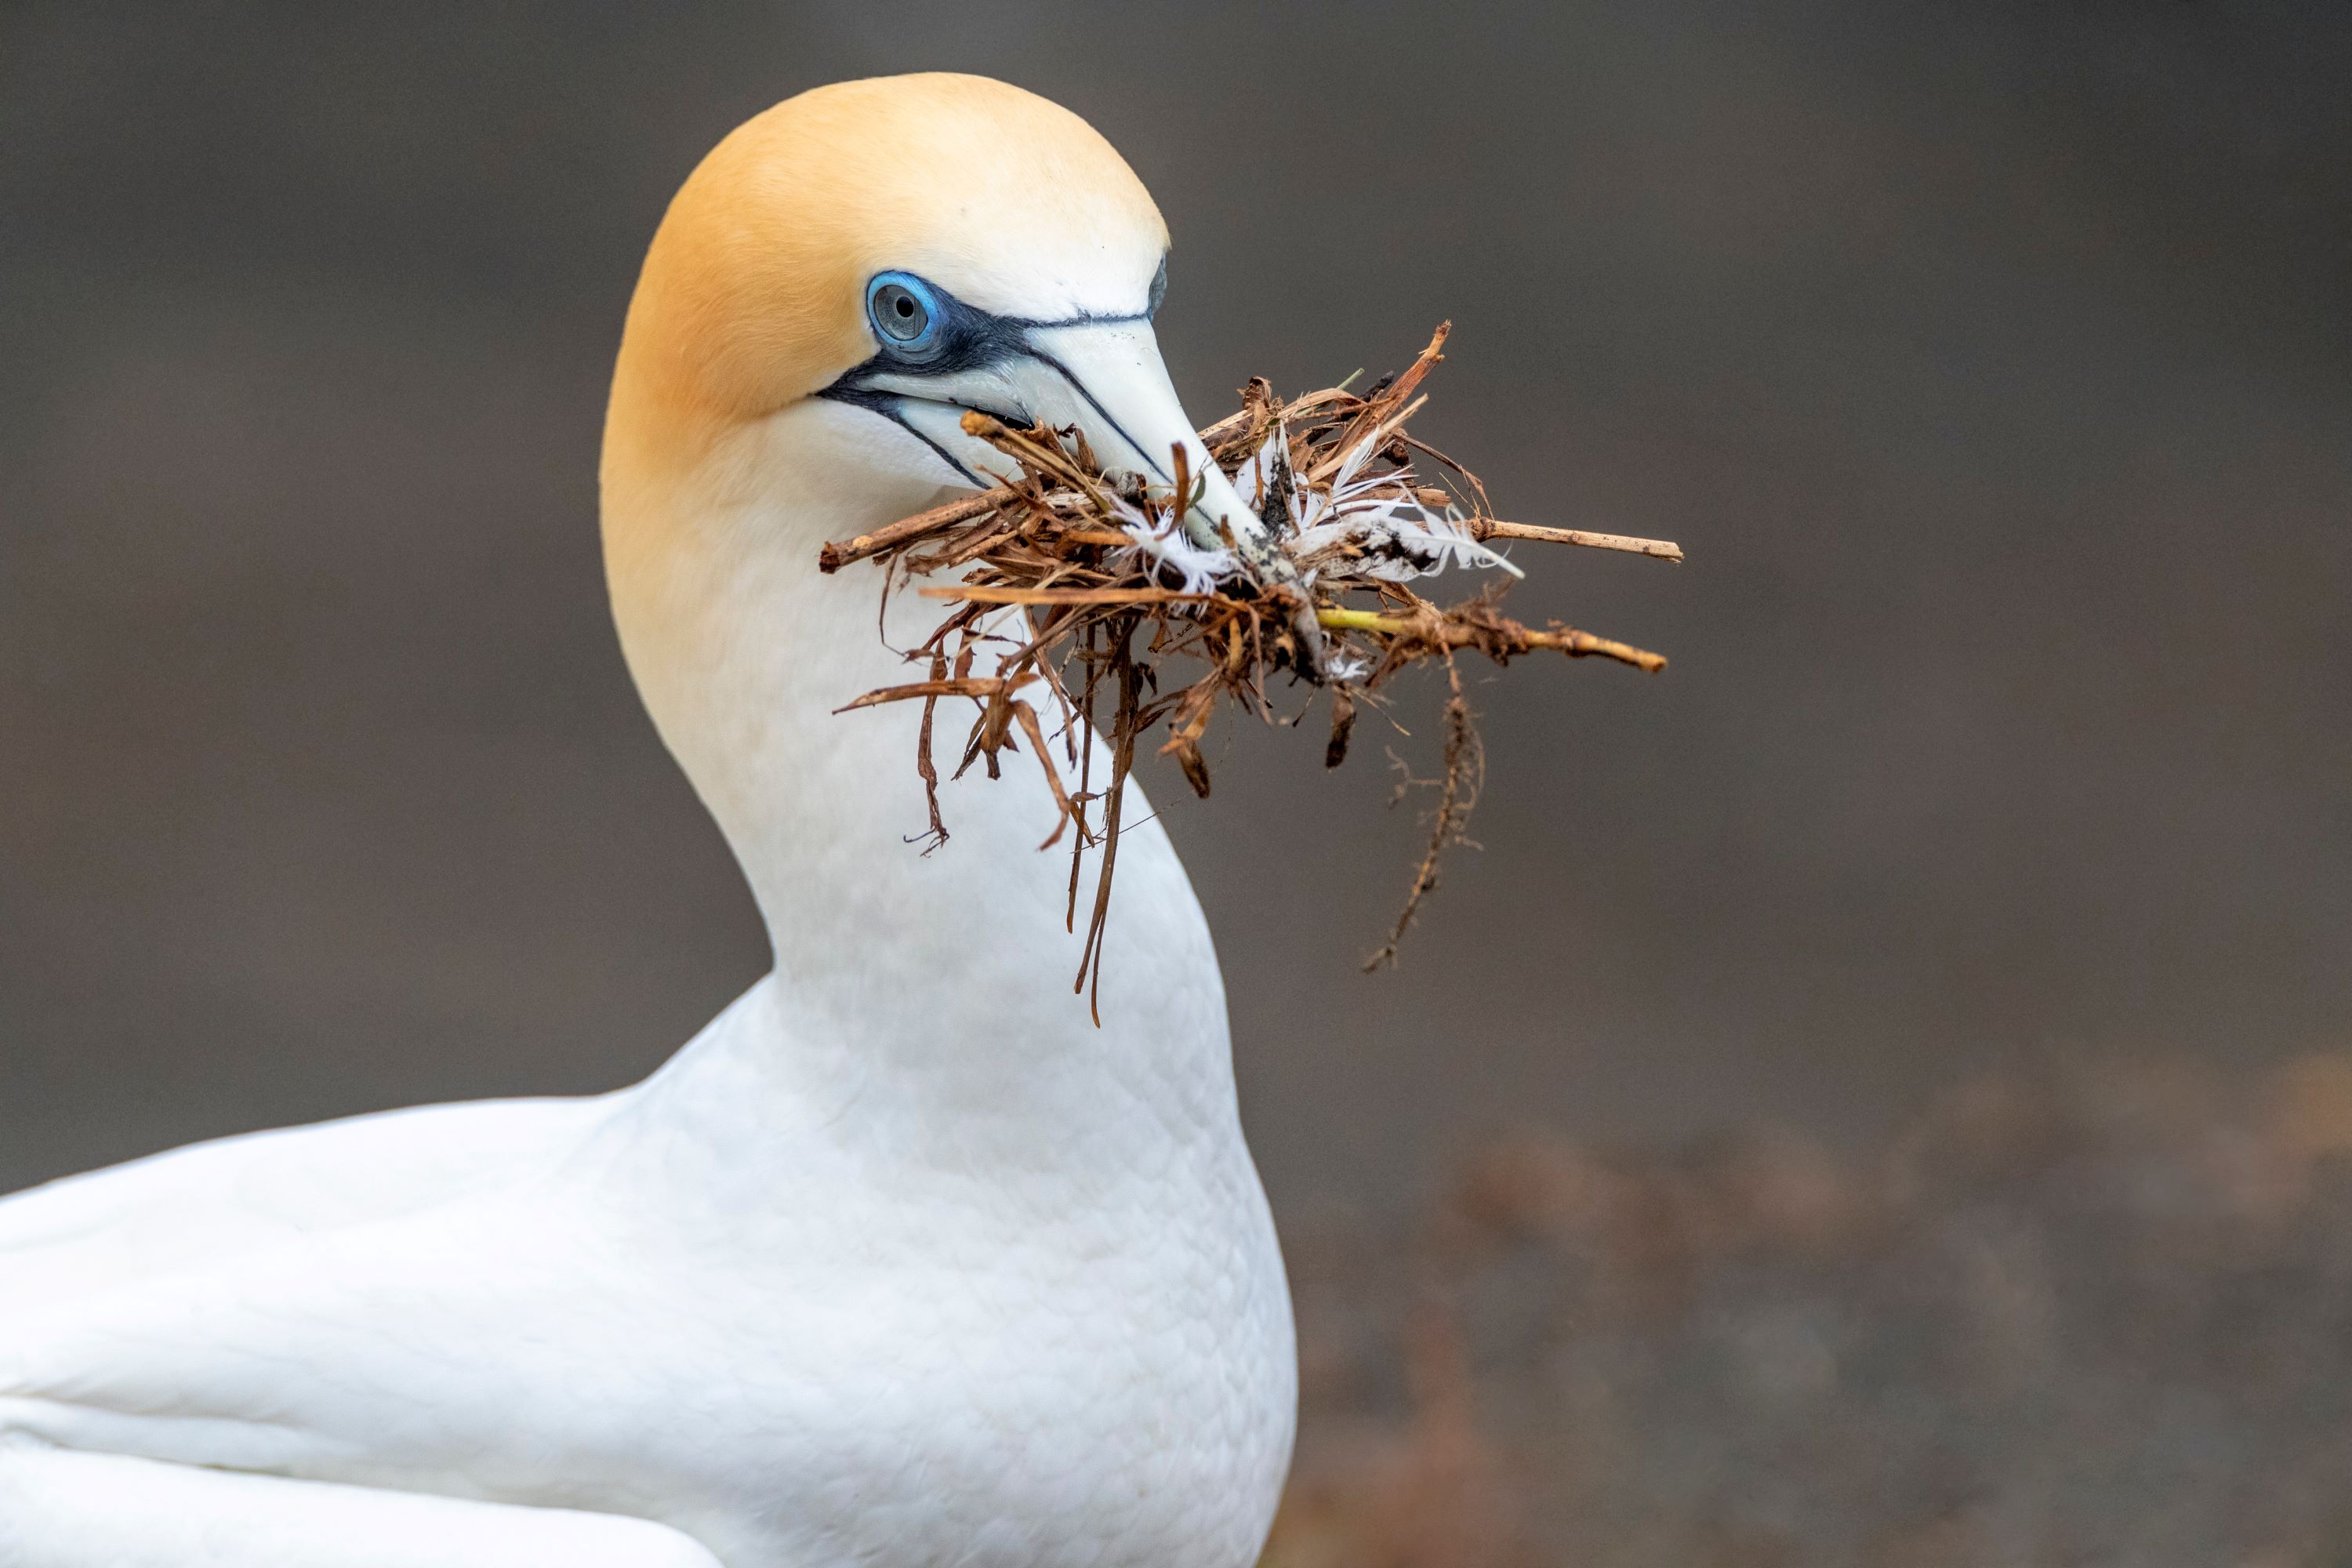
[601,74,1281,887]
[603,67,1268,620]
[616,74,1169,425]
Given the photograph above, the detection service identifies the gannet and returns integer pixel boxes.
[0,74,1294,1566]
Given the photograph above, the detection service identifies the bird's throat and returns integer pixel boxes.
[601,394,1232,1120]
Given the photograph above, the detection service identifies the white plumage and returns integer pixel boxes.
[0,74,1296,1566]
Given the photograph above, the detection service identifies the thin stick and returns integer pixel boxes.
[819,490,1009,572]
[1075,619,1142,1025]
[920,585,1207,607]
[1010,699,1081,851]
[1196,385,1357,452]
[1472,520,1684,562]
[1065,622,1102,934]
[833,672,1038,712]
[958,412,1112,507]
[913,653,949,851]
[1364,659,1481,971]
[1316,324,1450,481]
[1315,607,1668,673]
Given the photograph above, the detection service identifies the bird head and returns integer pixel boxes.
[606,72,1257,548]
[599,77,1253,1022]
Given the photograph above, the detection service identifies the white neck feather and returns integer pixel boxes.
[603,397,1235,1152]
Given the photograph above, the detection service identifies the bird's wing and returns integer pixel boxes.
[0,1443,723,1567]
[0,1156,705,1502]
[0,1095,608,1316]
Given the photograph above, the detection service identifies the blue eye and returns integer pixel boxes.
[867,272,942,356]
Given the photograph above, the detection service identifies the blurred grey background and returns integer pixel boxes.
[3,0,2347,1218]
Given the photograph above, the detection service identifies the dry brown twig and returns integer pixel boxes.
[820,325,1678,1011]
[1363,658,1486,975]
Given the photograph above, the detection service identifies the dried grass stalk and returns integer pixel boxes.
[821,325,1676,1009]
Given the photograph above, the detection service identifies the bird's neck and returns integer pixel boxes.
[600,391,1234,1141]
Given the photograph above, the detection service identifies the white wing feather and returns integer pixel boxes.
[0,1442,721,1567]
[0,1098,604,1316]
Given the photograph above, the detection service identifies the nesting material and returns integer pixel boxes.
[819,325,1678,1011]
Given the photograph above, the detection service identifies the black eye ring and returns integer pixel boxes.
[866,272,942,356]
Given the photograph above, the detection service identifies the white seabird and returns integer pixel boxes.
[0,74,1295,1567]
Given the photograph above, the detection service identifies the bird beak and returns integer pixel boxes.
[840,314,1330,671]
[867,319,1265,556]
[1008,320,1263,554]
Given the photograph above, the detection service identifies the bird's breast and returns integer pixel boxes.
[641,1120,1298,1568]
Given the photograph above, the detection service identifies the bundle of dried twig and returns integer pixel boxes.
[818,325,1677,1013]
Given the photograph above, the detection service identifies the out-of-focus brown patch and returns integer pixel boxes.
[1270,1051,2352,1568]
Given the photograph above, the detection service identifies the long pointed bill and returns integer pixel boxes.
[1010,321,1265,556]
